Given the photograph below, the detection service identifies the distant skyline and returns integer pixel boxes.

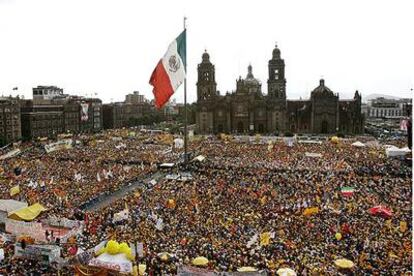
[0,0,413,104]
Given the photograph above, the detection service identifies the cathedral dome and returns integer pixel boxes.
[245,64,260,85]
[311,79,335,97]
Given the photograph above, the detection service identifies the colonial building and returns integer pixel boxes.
[20,100,64,139]
[20,87,103,139]
[195,46,363,134]
[103,101,152,129]
[0,97,21,145]
[365,97,412,119]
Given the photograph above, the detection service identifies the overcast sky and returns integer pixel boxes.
[0,0,413,104]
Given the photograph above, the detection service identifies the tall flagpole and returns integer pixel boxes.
[183,17,188,165]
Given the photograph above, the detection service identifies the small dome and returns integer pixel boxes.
[202,50,210,63]
[245,64,260,85]
[272,44,281,59]
[311,78,335,97]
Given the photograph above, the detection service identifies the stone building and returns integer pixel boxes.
[365,97,412,118]
[20,86,103,139]
[195,46,363,134]
[0,97,21,145]
[33,86,64,104]
[103,102,152,129]
[125,91,146,104]
[20,100,64,139]
[63,100,80,133]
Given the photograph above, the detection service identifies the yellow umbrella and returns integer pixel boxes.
[334,258,355,269]
[237,267,257,272]
[277,267,297,276]
[192,256,209,266]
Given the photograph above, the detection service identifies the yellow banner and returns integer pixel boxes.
[10,185,20,197]
[260,232,271,246]
[8,203,47,221]
[303,207,319,216]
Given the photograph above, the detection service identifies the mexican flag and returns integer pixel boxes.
[341,187,355,196]
[149,30,186,109]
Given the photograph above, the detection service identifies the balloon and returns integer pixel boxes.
[335,232,342,240]
[106,240,120,255]
[331,136,339,144]
[119,242,131,255]
[126,250,134,261]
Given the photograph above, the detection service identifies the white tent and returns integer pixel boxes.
[352,141,366,147]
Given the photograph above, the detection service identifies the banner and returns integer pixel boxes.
[0,149,21,160]
[136,242,144,257]
[303,207,319,216]
[177,265,215,276]
[113,209,129,223]
[45,217,81,229]
[81,103,89,121]
[10,185,20,196]
[45,139,73,153]
[174,138,184,149]
[68,250,94,266]
[14,244,61,265]
[89,253,133,273]
[305,152,322,158]
[400,119,408,131]
[5,219,45,241]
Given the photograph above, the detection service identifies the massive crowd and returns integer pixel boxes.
[0,130,412,275]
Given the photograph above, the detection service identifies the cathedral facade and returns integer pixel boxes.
[195,45,364,135]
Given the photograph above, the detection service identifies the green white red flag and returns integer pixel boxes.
[149,30,186,109]
[341,187,355,196]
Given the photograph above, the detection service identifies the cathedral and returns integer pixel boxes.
[195,45,364,134]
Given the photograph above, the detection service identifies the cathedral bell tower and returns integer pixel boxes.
[197,51,217,101]
[267,44,286,99]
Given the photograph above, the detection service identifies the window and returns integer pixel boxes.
[203,72,210,81]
